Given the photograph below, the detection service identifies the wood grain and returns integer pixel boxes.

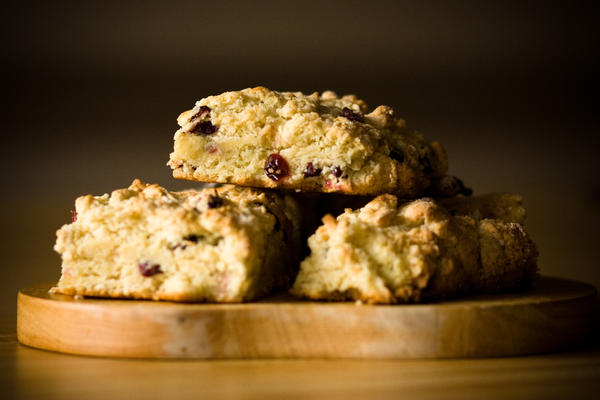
[17,276,597,359]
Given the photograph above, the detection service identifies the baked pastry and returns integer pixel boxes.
[168,87,468,198]
[291,194,537,303]
[53,179,301,302]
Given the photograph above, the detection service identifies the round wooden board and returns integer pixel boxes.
[17,277,597,359]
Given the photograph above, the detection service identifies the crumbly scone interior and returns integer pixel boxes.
[54,180,299,302]
[168,87,456,197]
[291,194,537,303]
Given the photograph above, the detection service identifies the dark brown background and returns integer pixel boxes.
[3,0,599,314]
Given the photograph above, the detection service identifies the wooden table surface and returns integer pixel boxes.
[2,305,599,400]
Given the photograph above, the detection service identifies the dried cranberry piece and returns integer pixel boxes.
[390,149,404,163]
[332,166,343,178]
[138,261,162,277]
[303,162,322,177]
[207,194,223,209]
[193,106,211,119]
[456,178,473,196]
[341,107,364,123]
[170,243,186,251]
[171,234,205,251]
[71,210,77,222]
[192,121,218,135]
[264,154,290,181]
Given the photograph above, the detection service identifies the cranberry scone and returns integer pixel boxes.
[168,87,468,197]
[291,194,537,304]
[53,179,301,302]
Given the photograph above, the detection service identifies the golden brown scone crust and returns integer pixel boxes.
[291,194,537,304]
[53,179,301,302]
[168,87,465,198]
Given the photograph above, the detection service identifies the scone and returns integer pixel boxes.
[291,194,537,304]
[168,87,469,198]
[53,179,301,302]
